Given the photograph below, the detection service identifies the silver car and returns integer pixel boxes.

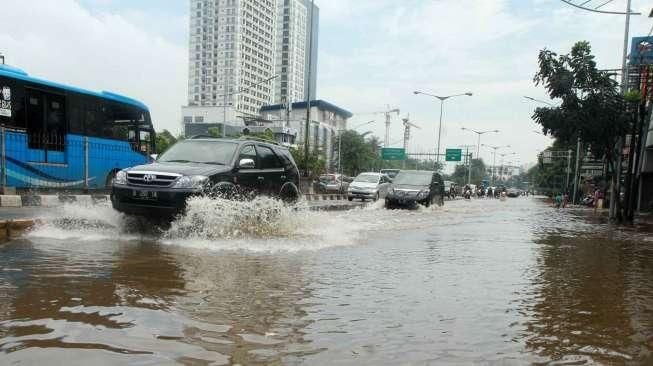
[347,172,392,201]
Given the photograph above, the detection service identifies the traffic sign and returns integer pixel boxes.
[445,148,462,162]
[381,148,406,160]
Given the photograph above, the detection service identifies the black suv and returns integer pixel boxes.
[385,170,445,208]
[111,137,301,217]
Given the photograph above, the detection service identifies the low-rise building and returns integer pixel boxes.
[260,100,352,167]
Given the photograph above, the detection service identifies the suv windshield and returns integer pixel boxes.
[354,174,379,183]
[158,140,237,165]
[393,171,432,186]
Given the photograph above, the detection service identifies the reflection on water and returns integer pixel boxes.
[520,230,653,364]
[0,198,652,364]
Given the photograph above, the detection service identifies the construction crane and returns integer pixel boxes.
[383,106,400,148]
[402,116,421,151]
[353,106,400,147]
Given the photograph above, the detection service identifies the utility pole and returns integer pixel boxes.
[572,136,582,204]
[223,72,229,137]
[611,0,632,220]
[565,149,572,191]
[303,0,314,175]
[467,151,472,185]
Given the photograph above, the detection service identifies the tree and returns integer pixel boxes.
[290,146,326,179]
[208,126,222,137]
[449,159,486,186]
[334,130,376,176]
[155,129,178,154]
[532,41,633,214]
[526,139,576,195]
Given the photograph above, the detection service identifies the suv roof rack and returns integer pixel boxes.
[237,135,281,146]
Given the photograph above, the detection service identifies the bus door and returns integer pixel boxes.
[25,89,66,164]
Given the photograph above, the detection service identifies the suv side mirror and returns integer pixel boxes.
[239,158,255,169]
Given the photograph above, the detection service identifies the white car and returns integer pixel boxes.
[347,172,392,201]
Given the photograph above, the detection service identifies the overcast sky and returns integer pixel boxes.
[1,0,652,168]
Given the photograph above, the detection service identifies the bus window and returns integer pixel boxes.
[26,90,45,149]
[139,130,153,154]
[46,95,66,151]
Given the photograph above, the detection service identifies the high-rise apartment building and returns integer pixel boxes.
[183,0,318,128]
[273,0,318,105]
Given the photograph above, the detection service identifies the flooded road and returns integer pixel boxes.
[1,197,652,365]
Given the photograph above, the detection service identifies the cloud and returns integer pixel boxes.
[316,0,653,166]
[0,0,187,134]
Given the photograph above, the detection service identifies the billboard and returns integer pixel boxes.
[630,36,653,65]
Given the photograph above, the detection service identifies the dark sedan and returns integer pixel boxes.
[385,170,445,209]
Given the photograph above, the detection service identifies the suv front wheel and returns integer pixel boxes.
[279,182,300,204]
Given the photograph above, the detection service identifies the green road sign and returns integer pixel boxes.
[381,147,406,160]
[445,148,462,162]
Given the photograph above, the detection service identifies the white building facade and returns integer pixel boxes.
[260,100,351,168]
[183,0,318,129]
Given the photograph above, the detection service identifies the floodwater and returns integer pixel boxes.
[1,197,652,365]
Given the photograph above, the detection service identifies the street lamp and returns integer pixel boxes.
[461,127,499,160]
[414,90,473,163]
[499,152,517,182]
[523,96,556,106]
[482,144,511,185]
[338,120,375,175]
[351,120,376,130]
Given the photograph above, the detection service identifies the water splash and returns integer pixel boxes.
[161,196,361,252]
[164,196,302,240]
[26,201,146,241]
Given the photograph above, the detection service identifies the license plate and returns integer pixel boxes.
[132,190,157,200]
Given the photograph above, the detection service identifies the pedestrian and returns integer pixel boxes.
[593,188,604,212]
[554,193,562,208]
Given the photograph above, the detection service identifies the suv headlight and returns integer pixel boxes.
[417,189,430,199]
[114,170,127,185]
[172,175,209,189]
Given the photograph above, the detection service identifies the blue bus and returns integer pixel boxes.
[0,64,155,189]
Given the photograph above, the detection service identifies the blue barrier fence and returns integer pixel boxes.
[0,127,150,190]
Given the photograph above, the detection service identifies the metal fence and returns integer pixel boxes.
[0,127,149,191]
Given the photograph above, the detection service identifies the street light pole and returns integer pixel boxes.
[414,91,473,163]
[483,144,510,185]
[499,152,516,182]
[461,127,499,159]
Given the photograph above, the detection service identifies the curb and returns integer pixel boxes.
[0,219,36,242]
[302,194,348,201]
[307,202,365,211]
[1,193,350,207]
[1,194,110,208]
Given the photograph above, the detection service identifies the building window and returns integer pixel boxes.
[195,116,204,123]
